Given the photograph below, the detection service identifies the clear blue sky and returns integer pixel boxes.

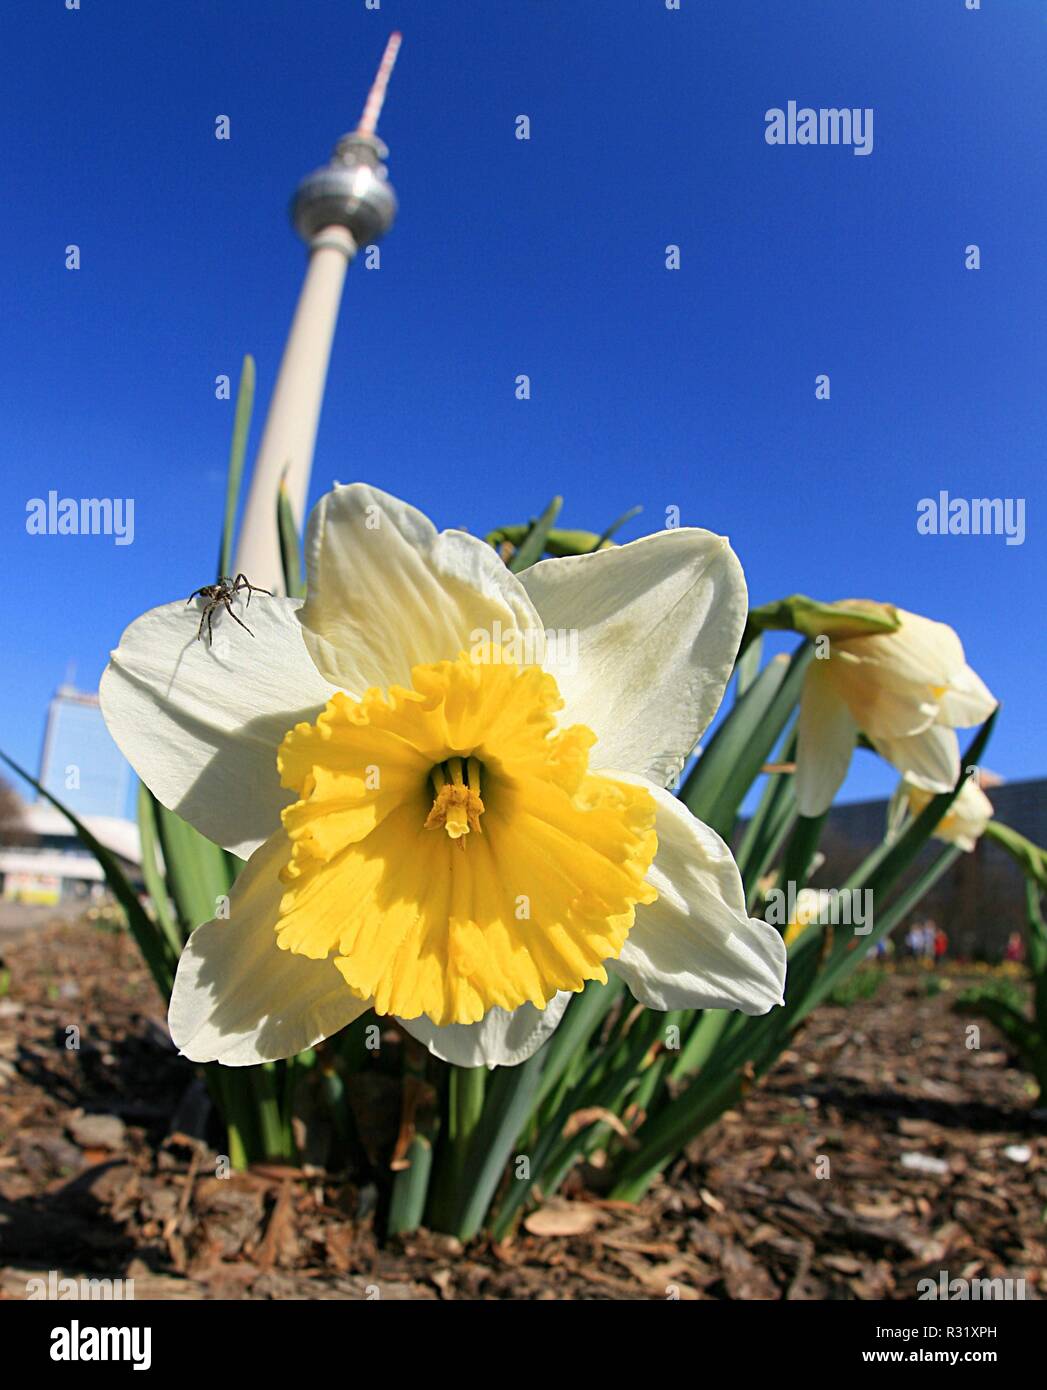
[1,0,1043,817]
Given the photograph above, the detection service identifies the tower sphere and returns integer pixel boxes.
[290,133,397,247]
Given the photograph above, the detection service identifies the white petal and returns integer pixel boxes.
[831,609,992,739]
[100,597,337,858]
[871,724,960,794]
[297,483,543,691]
[942,779,994,850]
[168,832,370,1066]
[607,778,786,1014]
[936,663,997,728]
[831,607,963,692]
[864,608,966,684]
[398,993,572,1069]
[794,662,859,817]
[886,779,912,839]
[519,528,747,783]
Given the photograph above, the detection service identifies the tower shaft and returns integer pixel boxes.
[233,225,355,589]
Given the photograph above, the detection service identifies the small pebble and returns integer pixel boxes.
[68,1112,127,1151]
[901,1152,949,1176]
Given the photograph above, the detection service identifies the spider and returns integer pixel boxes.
[186,573,272,645]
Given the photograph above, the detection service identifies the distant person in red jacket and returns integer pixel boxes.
[1004,931,1025,964]
[934,927,947,961]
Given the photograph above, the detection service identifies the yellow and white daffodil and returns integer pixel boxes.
[100,484,786,1068]
[888,776,994,853]
[782,887,831,946]
[795,603,996,818]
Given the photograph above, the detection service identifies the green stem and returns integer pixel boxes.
[251,1064,291,1160]
[436,1053,544,1240]
[388,1136,435,1236]
[207,1069,258,1170]
[450,1066,486,1141]
[427,1065,487,1233]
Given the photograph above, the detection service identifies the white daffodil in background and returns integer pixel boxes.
[888,776,995,853]
[100,484,786,1069]
[795,602,997,818]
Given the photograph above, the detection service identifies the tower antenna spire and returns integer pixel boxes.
[233,33,404,591]
[356,31,402,137]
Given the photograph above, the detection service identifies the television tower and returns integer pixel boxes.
[234,33,402,591]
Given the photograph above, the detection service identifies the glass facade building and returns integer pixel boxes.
[38,684,130,819]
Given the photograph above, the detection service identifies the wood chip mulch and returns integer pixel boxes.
[1,918,1044,1299]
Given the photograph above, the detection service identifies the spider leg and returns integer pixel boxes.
[238,574,271,606]
[234,574,257,606]
[223,594,254,636]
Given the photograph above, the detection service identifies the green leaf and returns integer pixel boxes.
[389,1039,439,1235]
[733,633,763,702]
[680,643,812,840]
[428,1065,486,1231]
[535,976,623,1108]
[984,820,1047,893]
[669,1007,732,1081]
[590,505,642,551]
[218,354,255,579]
[135,783,185,961]
[135,792,285,1161]
[609,712,998,1201]
[954,990,1041,1060]
[151,797,239,933]
[250,1065,294,1160]
[680,655,786,825]
[206,1071,257,1169]
[437,1050,546,1241]
[489,1006,656,1238]
[428,985,623,1238]
[795,844,963,1026]
[791,714,999,1025]
[735,728,798,901]
[1025,880,1047,981]
[507,496,563,573]
[953,883,1047,1095]
[0,750,176,996]
[277,479,306,599]
[775,810,828,901]
[388,1136,435,1235]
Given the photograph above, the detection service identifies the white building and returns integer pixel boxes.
[0,799,141,905]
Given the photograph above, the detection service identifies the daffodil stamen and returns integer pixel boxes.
[424,755,485,843]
